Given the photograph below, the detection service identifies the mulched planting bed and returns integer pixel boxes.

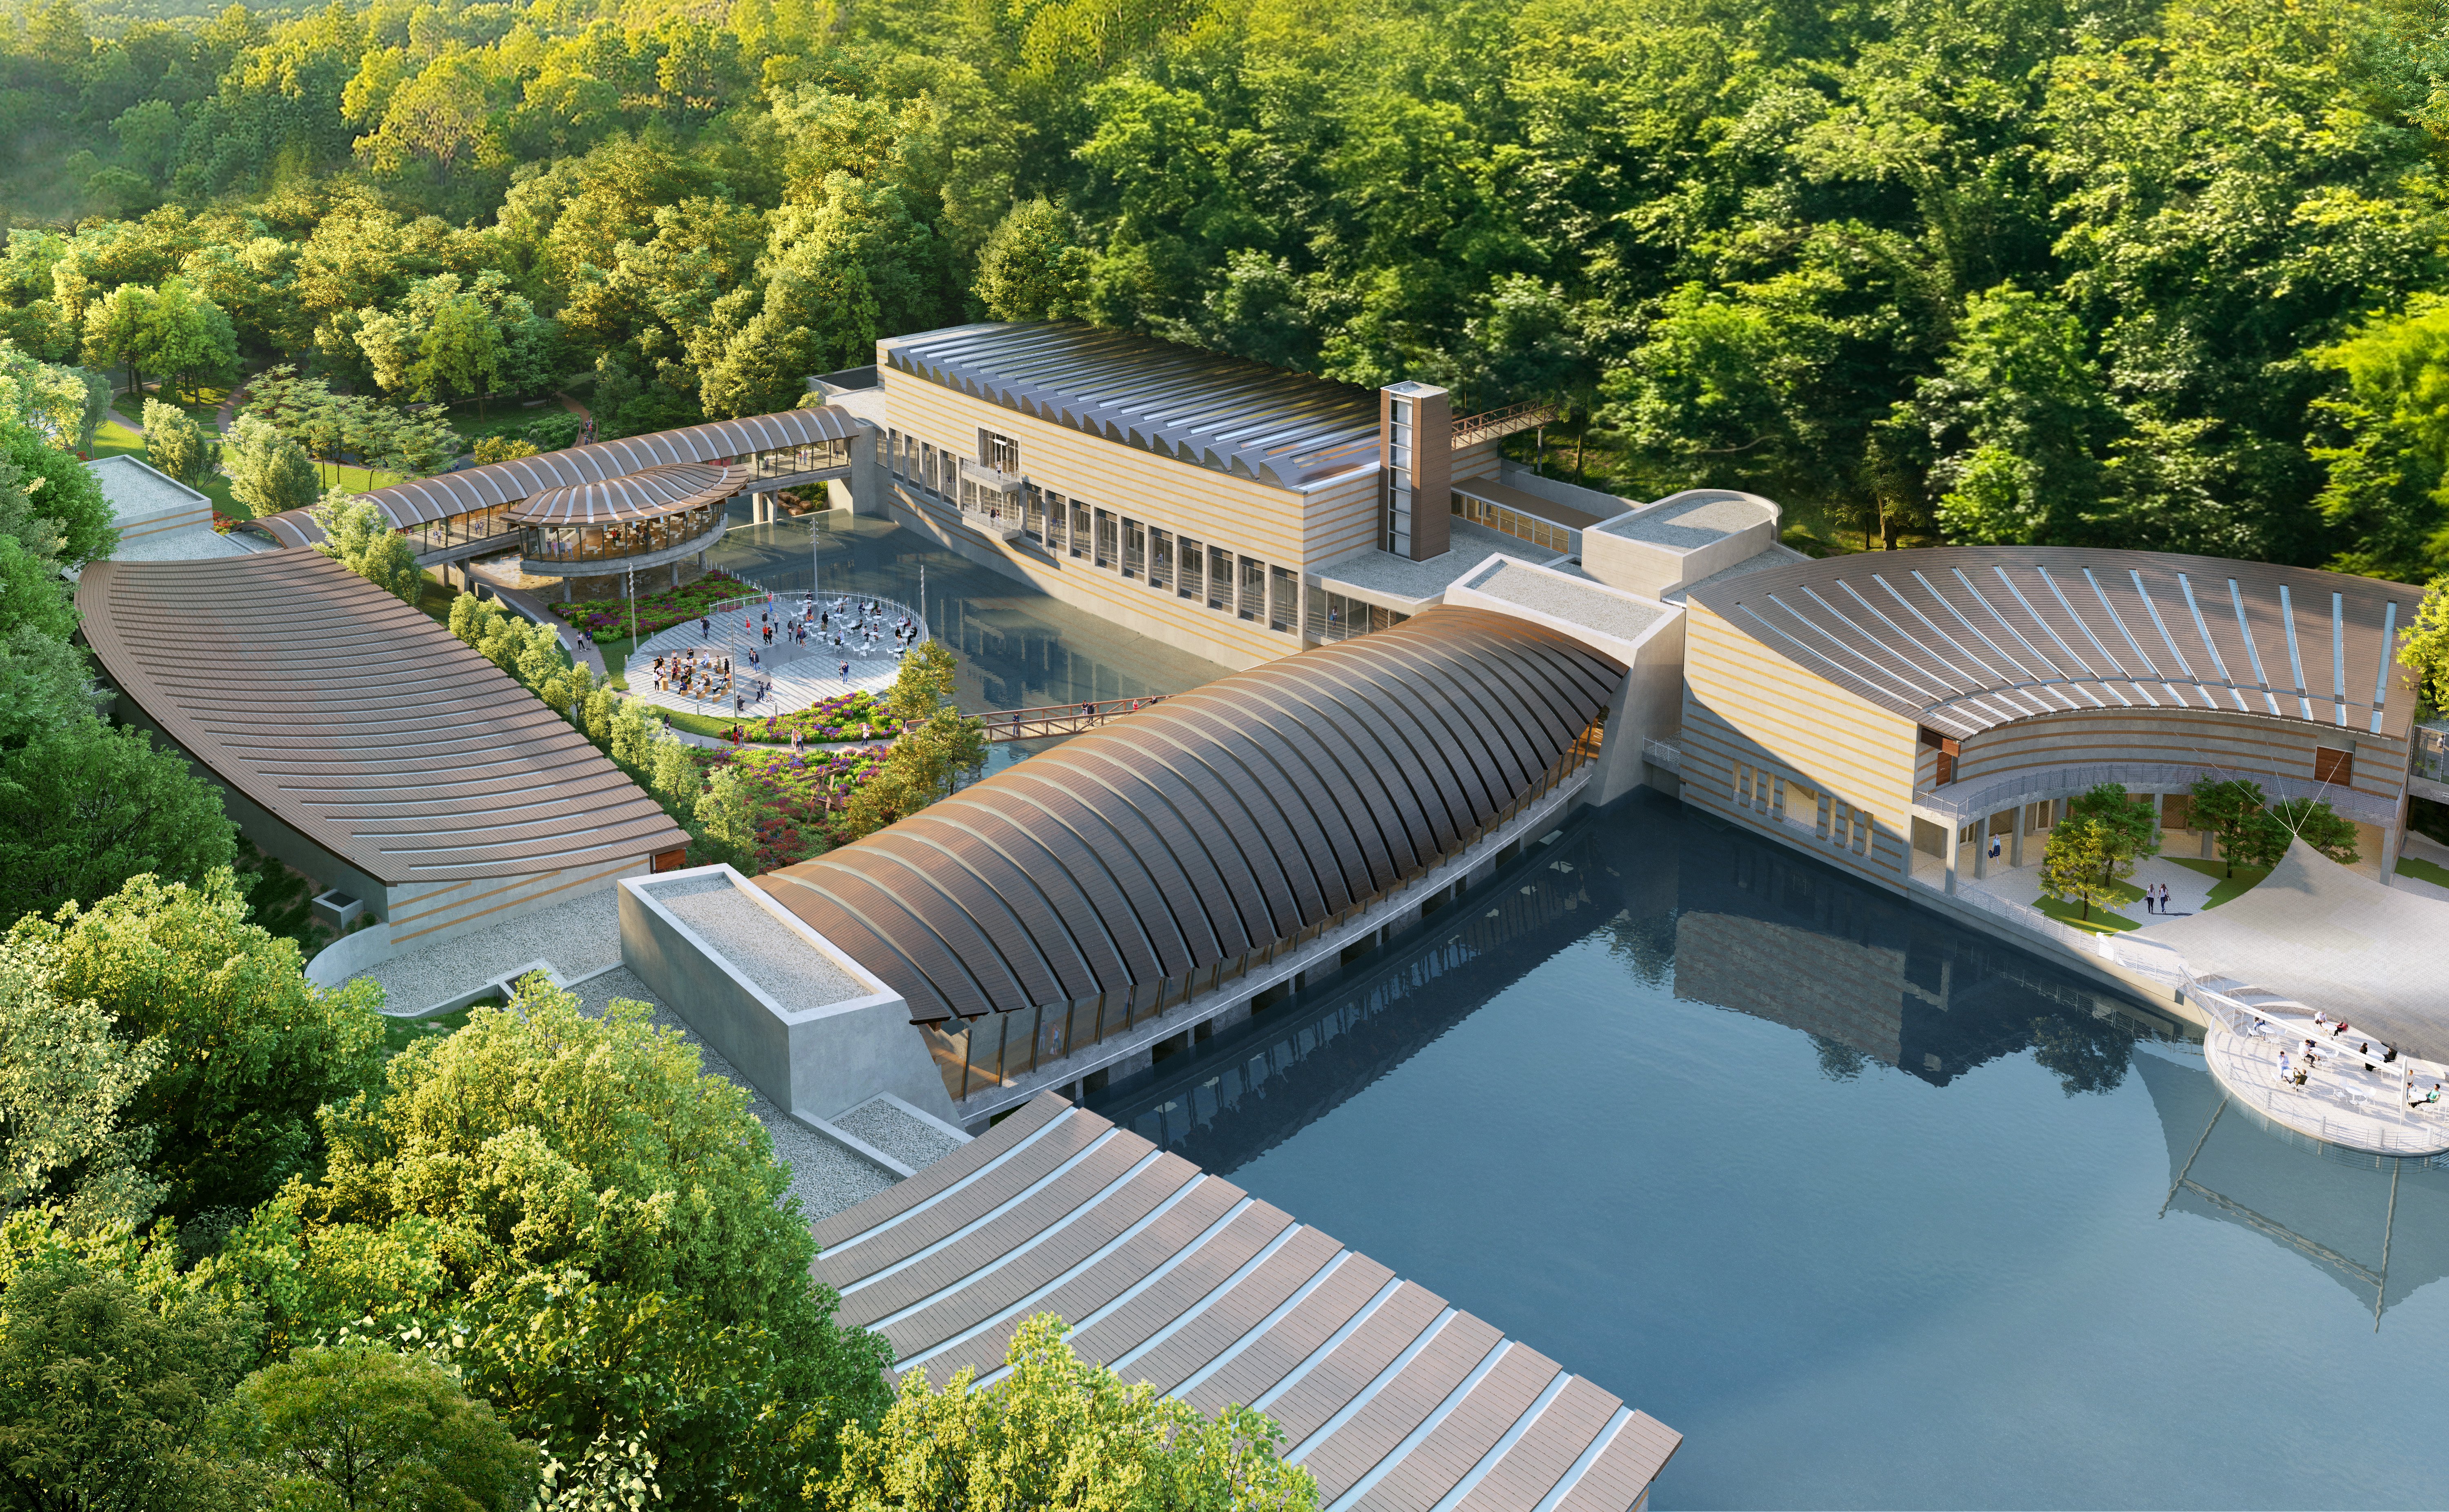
[555,571,758,636]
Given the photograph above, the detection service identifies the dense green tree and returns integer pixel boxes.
[974,198,1091,321]
[9,870,387,1223]
[141,397,215,486]
[226,414,323,518]
[0,425,113,570]
[0,937,166,1231]
[2402,576,2449,713]
[2311,297,2449,581]
[227,1345,538,1512]
[0,719,237,929]
[821,1314,1314,1512]
[2188,777,2271,878]
[2068,782,2162,884]
[2269,797,2361,866]
[222,977,895,1504]
[2038,815,2123,921]
[0,1249,261,1512]
[311,488,423,604]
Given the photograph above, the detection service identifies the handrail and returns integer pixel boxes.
[1914,761,2398,827]
[978,697,1169,742]
[1450,401,1557,449]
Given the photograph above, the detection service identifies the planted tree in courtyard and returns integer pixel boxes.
[836,640,984,842]
[310,488,422,605]
[2269,797,2360,865]
[693,762,762,871]
[224,415,319,518]
[2187,777,2269,877]
[140,398,213,486]
[2067,782,2160,887]
[2038,815,2124,921]
[820,1314,1314,1512]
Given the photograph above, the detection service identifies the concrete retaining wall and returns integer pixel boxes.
[618,865,957,1121]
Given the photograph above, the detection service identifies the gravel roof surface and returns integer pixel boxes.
[1464,559,1663,645]
[835,1096,965,1170]
[658,884,864,1006]
[88,454,209,524]
[1602,491,1776,547]
[574,967,899,1223]
[355,889,623,1015]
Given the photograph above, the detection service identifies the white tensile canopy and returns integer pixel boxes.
[2139,841,2449,1063]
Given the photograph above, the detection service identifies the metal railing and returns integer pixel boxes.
[1450,401,1558,449]
[978,697,1169,742]
[1642,738,1682,772]
[1915,761,2398,826]
[2416,722,2448,786]
[2187,978,2449,1156]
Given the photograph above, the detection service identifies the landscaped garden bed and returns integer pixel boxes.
[749,691,908,744]
[705,743,893,870]
[555,571,758,636]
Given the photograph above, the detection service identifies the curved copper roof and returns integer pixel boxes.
[756,608,1624,1023]
[507,461,746,526]
[249,405,869,546]
[76,552,689,884]
[1689,546,2425,742]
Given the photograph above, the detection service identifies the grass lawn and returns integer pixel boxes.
[2033,876,2145,934]
[112,384,227,427]
[2168,856,2272,909]
[379,995,500,1057]
[415,574,464,626]
[2396,855,2449,890]
[91,417,143,457]
[307,462,406,493]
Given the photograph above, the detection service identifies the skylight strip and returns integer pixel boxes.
[1170,1251,1354,1401]
[1840,578,1982,693]
[1759,597,1942,706]
[1423,1370,1573,1512]
[1252,1278,1406,1413]
[2227,580,2282,716]
[1285,1310,1459,1464]
[2280,586,2312,720]
[841,1129,1122,1293]
[2129,569,2200,681]
[1530,1408,1636,1512]
[2332,593,2349,726]
[1796,586,1953,701]
[1917,570,2051,689]
[1990,566,2105,685]
[2373,601,2399,734]
[1322,1341,1515,1512]
[822,1110,1080,1257]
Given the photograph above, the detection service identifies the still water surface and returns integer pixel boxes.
[1091,795,2449,1509]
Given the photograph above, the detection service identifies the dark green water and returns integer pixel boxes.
[1091,794,2449,1510]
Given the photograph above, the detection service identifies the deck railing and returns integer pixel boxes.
[1450,401,1557,449]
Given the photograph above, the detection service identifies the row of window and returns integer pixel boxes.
[1734,760,1873,857]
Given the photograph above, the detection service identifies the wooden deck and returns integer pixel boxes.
[811,1092,1680,1511]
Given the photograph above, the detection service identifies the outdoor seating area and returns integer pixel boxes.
[623,590,926,719]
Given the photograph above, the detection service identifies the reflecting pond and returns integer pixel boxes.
[1091,792,2449,1510]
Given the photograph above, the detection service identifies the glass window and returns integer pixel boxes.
[1095,509,1116,568]
[982,431,1020,473]
[1122,518,1144,577]
[1071,501,1090,559]
[1179,537,1203,600]
[1150,528,1172,590]
[1269,565,1295,632]
[1238,555,1264,621]
[1209,546,1232,611]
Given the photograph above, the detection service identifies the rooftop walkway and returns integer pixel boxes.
[811,1091,1681,1511]
[621,592,919,717]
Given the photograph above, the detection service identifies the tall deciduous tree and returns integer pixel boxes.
[224,414,320,518]
[0,719,237,930]
[141,397,213,486]
[9,870,387,1223]
[226,1345,538,1511]
[223,978,894,1504]
[820,1314,1315,1512]
[310,488,422,605]
[2038,815,2122,922]
[2188,777,2269,878]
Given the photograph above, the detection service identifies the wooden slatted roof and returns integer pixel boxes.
[506,461,747,526]
[757,609,1625,1024]
[249,406,868,546]
[76,552,689,885]
[813,1092,1680,1512]
[1687,546,2424,742]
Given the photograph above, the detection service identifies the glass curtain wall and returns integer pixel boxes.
[521,504,718,565]
[914,716,1606,1103]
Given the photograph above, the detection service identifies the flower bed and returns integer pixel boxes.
[553,571,757,636]
[713,744,893,870]
[749,691,908,744]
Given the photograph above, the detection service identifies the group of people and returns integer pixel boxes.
[2139,881,2177,913]
[2268,1010,2447,1111]
[650,648,730,702]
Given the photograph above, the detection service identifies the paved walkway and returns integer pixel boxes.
[622,596,919,717]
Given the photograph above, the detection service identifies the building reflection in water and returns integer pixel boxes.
[709,511,1230,713]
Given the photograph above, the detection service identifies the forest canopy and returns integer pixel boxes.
[7,0,2449,576]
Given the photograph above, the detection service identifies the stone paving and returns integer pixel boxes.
[622,593,922,717]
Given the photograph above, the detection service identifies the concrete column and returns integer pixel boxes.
[1973,819,1990,880]
[560,579,571,603]
[1944,825,1960,895]
[2009,806,2025,868]
[849,425,887,517]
